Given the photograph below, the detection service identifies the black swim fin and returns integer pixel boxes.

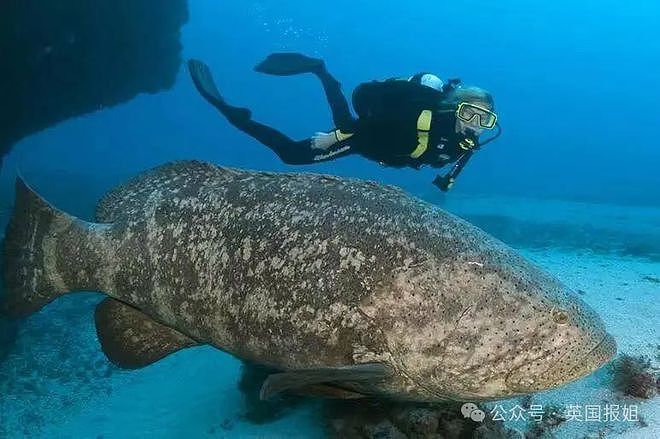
[254,52,325,76]
[187,59,251,122]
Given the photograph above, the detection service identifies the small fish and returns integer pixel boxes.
[2,161,616,402]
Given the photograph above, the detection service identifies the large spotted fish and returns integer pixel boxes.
[2,161,615,401]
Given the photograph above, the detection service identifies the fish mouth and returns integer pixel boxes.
[587,335,609,357]
[505,333,617,393]
[570,333,617,375]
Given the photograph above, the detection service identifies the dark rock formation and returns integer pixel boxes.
[610,354,659,400]
[322,399,522,439]
[0,304,18,365]
[0,0,189,170]
[0,237,18,365]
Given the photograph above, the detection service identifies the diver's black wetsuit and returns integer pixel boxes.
[217,67,473,169]
[213,67,358,165]
[188,58,479,190]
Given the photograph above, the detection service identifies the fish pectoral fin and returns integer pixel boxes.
[94,298,199,369]
[292,383,368,400]
[259,363,389,401]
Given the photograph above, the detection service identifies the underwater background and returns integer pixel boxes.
[1,0,658,438]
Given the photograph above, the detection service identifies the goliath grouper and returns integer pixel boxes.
[2,161,616,401]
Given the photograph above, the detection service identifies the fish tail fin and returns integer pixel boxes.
[2,177,102,318]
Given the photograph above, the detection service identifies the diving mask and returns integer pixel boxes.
[456,102,497,129]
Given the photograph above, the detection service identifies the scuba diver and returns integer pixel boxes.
[188,53,501,192]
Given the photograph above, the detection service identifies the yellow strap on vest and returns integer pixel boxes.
[410,110,432,159]
[459,137,476,150]
[333,129,354,142]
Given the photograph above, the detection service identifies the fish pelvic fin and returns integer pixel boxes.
[95,298,198,369]
[2,176,110,318]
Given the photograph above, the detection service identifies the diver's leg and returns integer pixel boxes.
[230,121,354,165]
[188,59,252,123]
[188,59,352,165]
[314,66,358,132]
[235,122,316,165]
[234,121,354,165]
[254,53,357,131]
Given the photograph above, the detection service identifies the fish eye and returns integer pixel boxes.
[551,309,570,325]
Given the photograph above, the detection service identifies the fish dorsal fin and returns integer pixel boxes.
[94,298,198,369]
[259,363,389,400]
[95,160,244,222]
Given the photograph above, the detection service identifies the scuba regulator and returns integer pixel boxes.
[433,122,502,192]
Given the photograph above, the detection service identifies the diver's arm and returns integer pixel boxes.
[432,151,474,192]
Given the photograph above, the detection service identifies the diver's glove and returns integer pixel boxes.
[311,132,337,150]
[433,174,455,192]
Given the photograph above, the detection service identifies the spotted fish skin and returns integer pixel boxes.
[3,161,616,401]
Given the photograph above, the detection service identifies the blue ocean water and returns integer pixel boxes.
[3,0,660,207]
[1,1,659,438]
